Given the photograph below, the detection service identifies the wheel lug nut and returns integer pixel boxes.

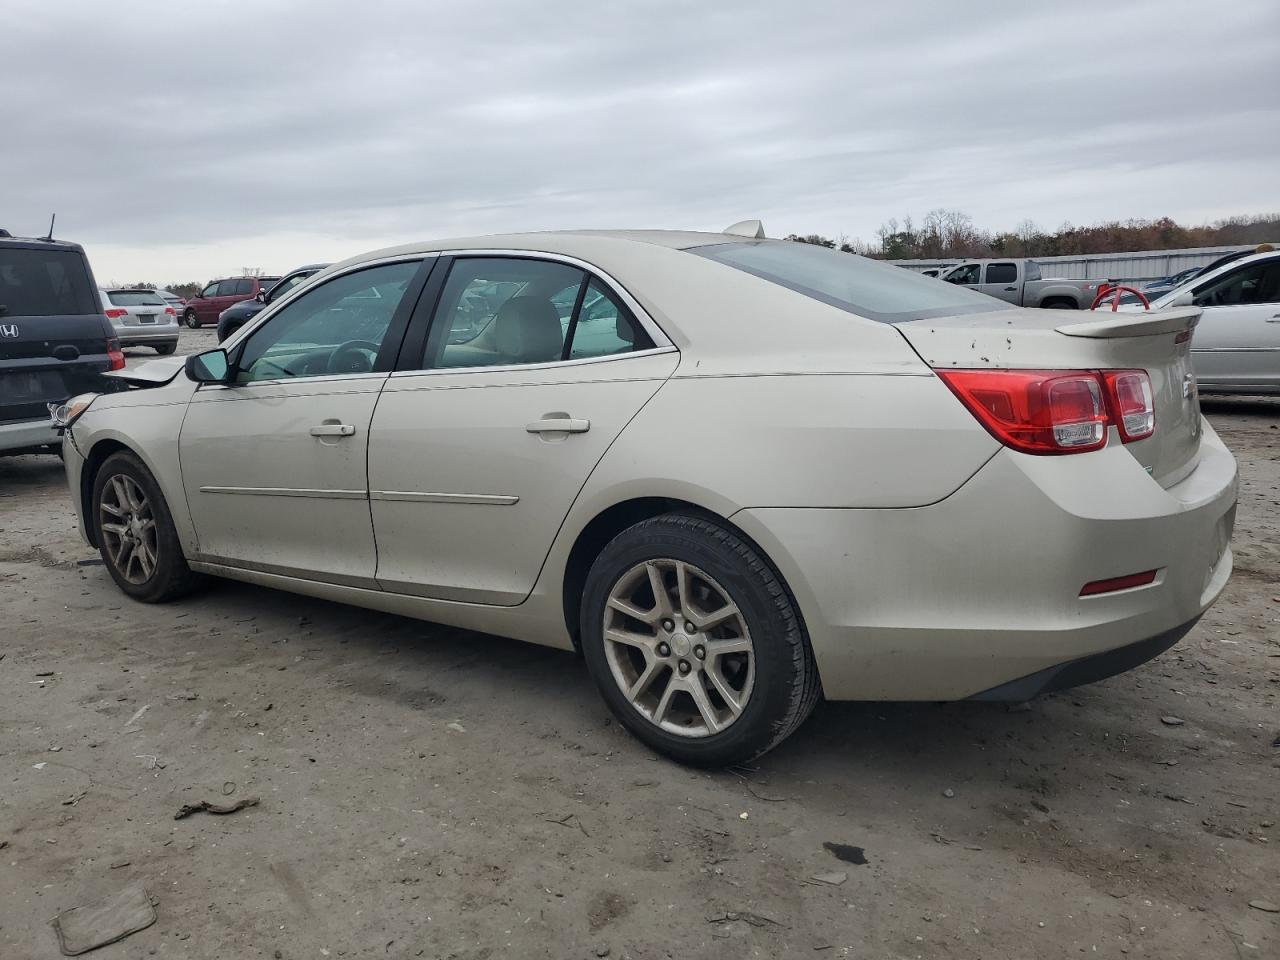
[694,645,705,660]
[657,642,670,657]
[661,619,674,632]
[685,621,696,633]
[678,660,691,675]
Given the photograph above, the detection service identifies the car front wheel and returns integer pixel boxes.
[92,451,204,603]
[184,309,200,328]
[581,513,820,766]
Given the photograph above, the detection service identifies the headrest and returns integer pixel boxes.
[493,296,563,363]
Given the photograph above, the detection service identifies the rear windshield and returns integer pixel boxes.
[691,240,1009,322]
[107,290,166,306]
[0,247,99,317]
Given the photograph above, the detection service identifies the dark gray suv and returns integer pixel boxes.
[0,230,120,455]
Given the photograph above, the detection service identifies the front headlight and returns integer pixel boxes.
[50,393,99,429]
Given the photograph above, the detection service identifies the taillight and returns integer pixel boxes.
[164,306,176,316]
[107,338,125,370]
[104,308,128,319]
[936,368,1155,455]
[1103,370,1155,441]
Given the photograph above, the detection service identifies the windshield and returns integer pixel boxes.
[107,290,166,306]
[690,240,1010,322]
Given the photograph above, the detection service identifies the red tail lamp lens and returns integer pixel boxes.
[1104,370,1155,441]
[936,370,1109,454]
[107,338,125,370]
[104,308,128,319]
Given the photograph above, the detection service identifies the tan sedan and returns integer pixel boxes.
[55,224,1236,765]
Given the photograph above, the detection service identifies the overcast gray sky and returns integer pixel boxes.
[4,0,1277,282]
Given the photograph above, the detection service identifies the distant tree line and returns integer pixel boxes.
[787,211,1280,260]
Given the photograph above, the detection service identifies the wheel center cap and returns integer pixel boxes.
[671,633,691,657]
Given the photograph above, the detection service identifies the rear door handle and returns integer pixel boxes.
[310,423,356,437]
[526,418,590,434]
[1266,314,1280,322]
[1004,286,1018,292]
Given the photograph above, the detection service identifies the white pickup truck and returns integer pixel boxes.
[938,259,1107,309]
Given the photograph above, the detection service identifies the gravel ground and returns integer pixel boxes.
[1,332,1277,959]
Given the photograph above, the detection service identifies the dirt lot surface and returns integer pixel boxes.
[2,333,1277,959]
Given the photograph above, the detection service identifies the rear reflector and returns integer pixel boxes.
[1079,569,1158,596]
[936,368,1155,455]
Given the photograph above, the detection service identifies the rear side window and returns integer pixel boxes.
[233,278,254,296]
[693,242,1005,322]
[0,247,98,316]
[107,290,166,306]
[985,263,1017,284]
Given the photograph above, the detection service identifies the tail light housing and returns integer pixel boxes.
[104,307,128,320]
[1104,370,1155,441]
[164,306,176,316]
[107,337,125,370]
[936,368,1154,455]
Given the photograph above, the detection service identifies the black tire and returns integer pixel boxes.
[1041,298,1077,310]
[156,343,177,355]
[580,513,821,766]
[184,309,201,328]
[91,451,204,603]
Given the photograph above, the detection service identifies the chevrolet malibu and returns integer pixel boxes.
[55,224,1237,765]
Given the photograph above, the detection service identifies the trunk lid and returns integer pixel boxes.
[894,306,1203,488]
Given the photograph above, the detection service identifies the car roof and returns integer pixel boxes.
[0,234,88,254]
[332,229,737,270]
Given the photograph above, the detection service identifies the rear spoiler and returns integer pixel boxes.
[1055,306,1201,340]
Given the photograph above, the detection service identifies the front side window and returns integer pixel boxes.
[985,262,1017,284]
[1195,261,1280,307]
[202,282,221,298]
[946,263,982,285]
[267,271,315,303]
[234,260,418,383]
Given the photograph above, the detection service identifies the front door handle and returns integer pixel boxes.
[526,417,590,434]
[1004,286,1018,292]
[310,423,356,437]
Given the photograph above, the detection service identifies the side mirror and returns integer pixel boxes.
[1170,291,1197,307]
[185,348,232,384]
[256,290,267,303]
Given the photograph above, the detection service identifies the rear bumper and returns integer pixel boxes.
[0,417,59,453]
[733,419,1237,700]
[115,324,179,346]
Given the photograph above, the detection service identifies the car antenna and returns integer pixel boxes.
[44,213,56,241]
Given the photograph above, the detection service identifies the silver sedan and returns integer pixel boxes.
[57,225,1236,765]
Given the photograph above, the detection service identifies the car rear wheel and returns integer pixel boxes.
[581,513,820,766]
[184,309,200,328]
[156,343,177,355]
[92,451,204,603]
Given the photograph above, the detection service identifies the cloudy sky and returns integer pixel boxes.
[4,0,1277,282]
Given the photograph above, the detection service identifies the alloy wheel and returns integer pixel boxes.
[99,474,158,585]
[603,559,755,737]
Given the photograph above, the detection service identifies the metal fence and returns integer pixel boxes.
[888,246,1259,283]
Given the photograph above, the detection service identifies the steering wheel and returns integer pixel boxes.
[327,340,380,374]
[1091,285,1149,312]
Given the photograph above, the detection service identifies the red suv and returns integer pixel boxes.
[183,275,279,328]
